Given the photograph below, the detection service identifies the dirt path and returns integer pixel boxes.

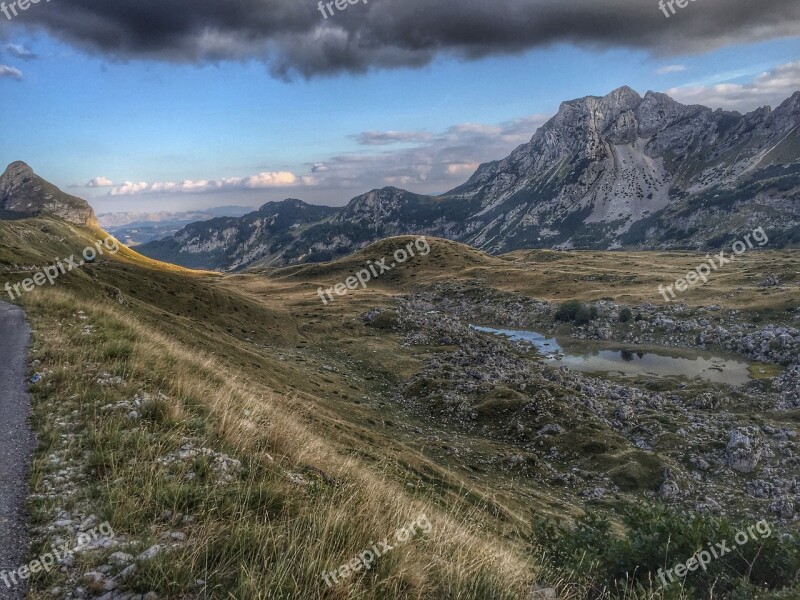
[0,301,33,599]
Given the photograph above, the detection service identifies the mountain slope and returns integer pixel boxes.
[134,87,800,270]
[140,199,340,270]
[1,217,534,598]
[452,87,800,251]
[0,161,99,227]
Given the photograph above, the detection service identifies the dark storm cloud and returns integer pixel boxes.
[5,0,800,77]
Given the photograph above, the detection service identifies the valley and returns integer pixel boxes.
[3,3,799,597]
[2,217,798,598]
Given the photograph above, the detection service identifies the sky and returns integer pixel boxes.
[0,0,799,217]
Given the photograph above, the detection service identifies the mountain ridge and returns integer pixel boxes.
[136,86,800,270]
[4,86,799,270]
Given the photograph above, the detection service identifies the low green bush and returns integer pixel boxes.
[529,503,800,599]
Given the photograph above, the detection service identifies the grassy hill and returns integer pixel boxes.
[3,218,799,599]
[2,219,532,599]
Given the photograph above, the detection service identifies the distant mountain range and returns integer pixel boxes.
[98,207,252,228]
[3,86,799,270]
[99,207,253,246]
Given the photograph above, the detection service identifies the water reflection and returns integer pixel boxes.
[470,325,754,386]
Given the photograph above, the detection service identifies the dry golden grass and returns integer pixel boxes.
[9,223,798,599]
[24,288,533,599]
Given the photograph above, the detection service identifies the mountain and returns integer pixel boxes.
[99,207,254,246]
[133,87,800,269]
[140,199,340,270]
[0,161,99,227]
[451,87,800,251]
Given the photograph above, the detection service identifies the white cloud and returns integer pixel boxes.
[111,182,150,196]
[86,176,115,187]
[0,65,22,80]
[108,171,305,196]
[668,60,800,112]
[241,171,298,188]
[5,44,37,61]
[657,64,687,75]
[446,162,480,175]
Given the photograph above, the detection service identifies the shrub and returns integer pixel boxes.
[619,307,633,323]
[528,503,800,599]
[554,300,597,325]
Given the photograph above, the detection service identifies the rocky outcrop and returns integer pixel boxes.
[726,428,765,474]
[0,161,99,227]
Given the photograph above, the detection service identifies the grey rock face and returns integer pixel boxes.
[660,480,680,499]
[0,161,98,227]
[452,89,800,253]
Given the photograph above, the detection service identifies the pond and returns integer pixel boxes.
[470,325,755,386]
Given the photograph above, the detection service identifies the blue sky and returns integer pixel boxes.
[1,10,798,216]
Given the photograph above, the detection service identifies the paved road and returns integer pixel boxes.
[0,302,33,600]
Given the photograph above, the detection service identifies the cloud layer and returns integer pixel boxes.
[86,113,548,198]
[669,61,800,111]
[5,0,800,78]
[309,115,548,191]
[103,171,308,196]
[5,43,37,60]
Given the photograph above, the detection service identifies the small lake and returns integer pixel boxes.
[470,325,754,386]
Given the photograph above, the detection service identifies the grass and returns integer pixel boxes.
[24,289,532,599]
[6,221,533,598]
[4,218,799,599]
[749,363,785,379]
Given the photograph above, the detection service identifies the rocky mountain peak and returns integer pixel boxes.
[1,161,35,202]
[3,160,34,178]
[0,161,99,228]
[603,85,643,107]
[773,91,800,122]
[557,86,643,117]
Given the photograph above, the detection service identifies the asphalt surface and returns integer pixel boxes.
[0,301,33,599]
